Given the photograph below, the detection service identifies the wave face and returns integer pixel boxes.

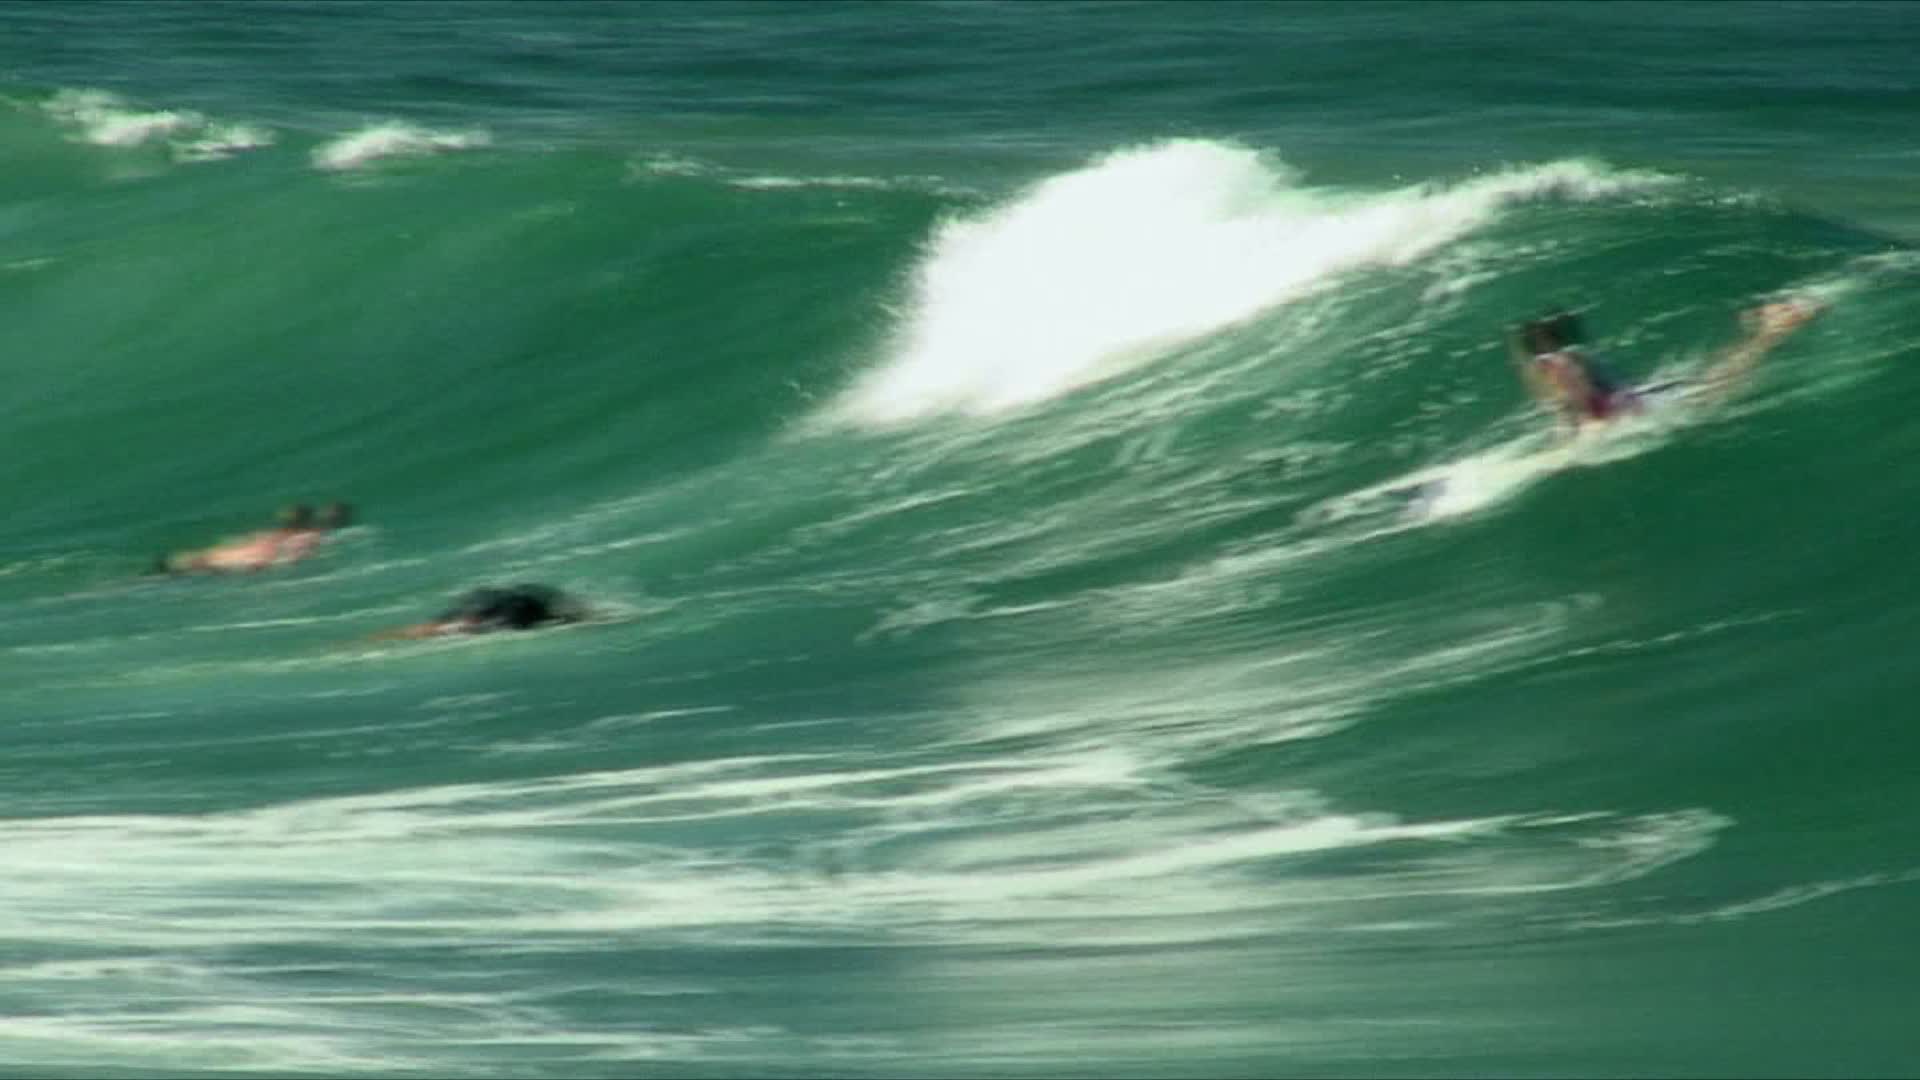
[2,3,1919,1078]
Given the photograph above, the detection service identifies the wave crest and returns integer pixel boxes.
[830,139,1673,426]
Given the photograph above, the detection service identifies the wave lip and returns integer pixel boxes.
[311,122,492,171]
[830,139,1674,427]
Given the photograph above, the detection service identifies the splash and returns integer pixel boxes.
[39,88,274,161]
[310,122,491,172]
[831,139,1673,426]
[171,123,275,163]
[42,89,196,146]
[1306,411,1679,532]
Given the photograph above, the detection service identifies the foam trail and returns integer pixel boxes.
[832,139,1672,426]
[312,122,492,171]
[1305,417,1672,531]
[0,752,1726,952]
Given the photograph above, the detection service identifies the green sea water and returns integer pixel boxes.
[2,3,1917,1077]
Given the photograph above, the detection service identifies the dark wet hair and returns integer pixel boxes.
[438,584,582,631]
[277,503,316,528]
[1523,311,1585,353]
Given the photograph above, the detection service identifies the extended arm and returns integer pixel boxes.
[1700,300,1822,402]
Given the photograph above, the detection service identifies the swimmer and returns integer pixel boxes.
[272,501,353,564]
[1510,300,1823,430]
[372,584,586,641]
[156,501,353,575]
[1508,310,1641,428]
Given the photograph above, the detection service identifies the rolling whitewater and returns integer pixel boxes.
[2,3,1918,1077]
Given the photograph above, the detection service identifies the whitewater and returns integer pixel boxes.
[2,3,1918,1078]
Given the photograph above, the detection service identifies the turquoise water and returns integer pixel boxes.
[2,3,1917,1076]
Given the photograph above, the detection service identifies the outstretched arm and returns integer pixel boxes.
[1700,300,1822,402]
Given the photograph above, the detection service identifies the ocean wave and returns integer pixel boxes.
[828,139,1675,426]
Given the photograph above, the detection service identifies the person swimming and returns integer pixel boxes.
[157,501,354,575]
[273,501,353,564]
[374,584,586,640]
[1509,301,1822,430]
[1509,311,1642,427]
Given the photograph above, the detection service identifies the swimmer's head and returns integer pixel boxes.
[320,501,354,529]
[277,503,316,528]
[1524,311,1584,354]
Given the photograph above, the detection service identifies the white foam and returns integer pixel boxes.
[1369,433,1585,523]
[39,88,276,166]
[1303,405,1682,531]
[171,122,276,163]
[625,152,713,180]
[729,173,968,197]
[731,174,897,191]
[830,140,1672,426]
[43,89,197,147]
[311,122,491,172]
